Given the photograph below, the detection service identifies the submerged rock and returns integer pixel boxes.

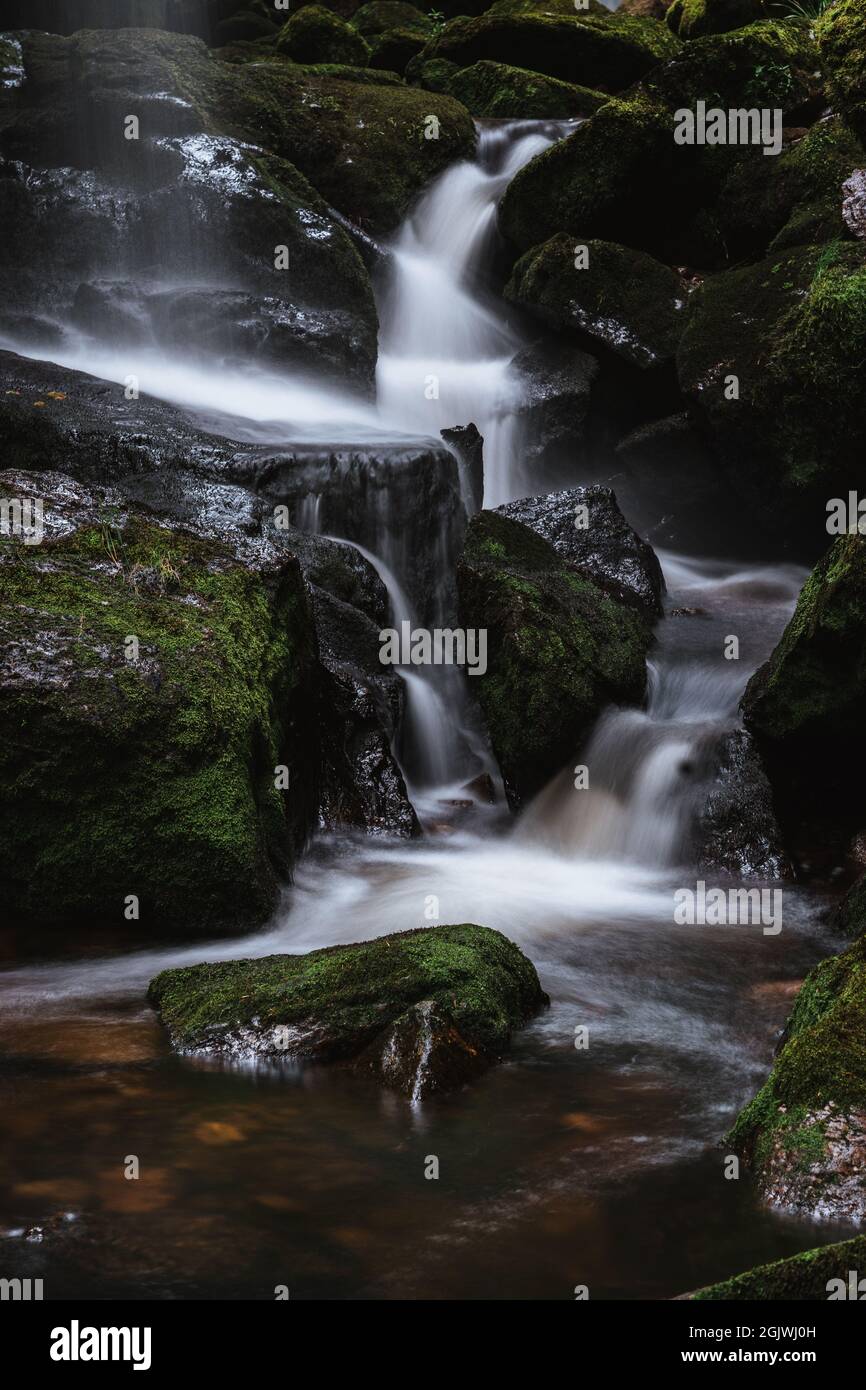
[457,509,653,803]
[0,468,319,930]
[684,1233,866,1299]
[495,484,664,617]
[505,234,686,369]
[729,935,866,1223]
[147,923,548,1099]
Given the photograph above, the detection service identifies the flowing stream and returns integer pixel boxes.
[0,120,848,1300]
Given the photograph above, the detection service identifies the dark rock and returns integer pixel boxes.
[695,729,789,878]
[447,60,608,118]
[831,871,866,939]
[367,28,428,74]
[147,923,548,1098]
[643,18,820,115]
[666,0,772,40]
[276,5,371,65]
[684,1233,866,1300]
[495,484,665,616]
[505,234,687,370]
[457,508,653,804]
[441,423,484,514]
[352,2,434,36]
[509,338,598,482]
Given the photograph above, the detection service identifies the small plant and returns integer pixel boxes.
[772,0,838,18]
[746,61,795,104]
[426,9,447,33]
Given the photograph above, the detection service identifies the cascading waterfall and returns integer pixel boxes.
[376,119,577,508]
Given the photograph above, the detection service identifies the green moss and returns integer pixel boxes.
[817,0,866,141]
[505,233,686,368]
[352,1,434,35]
[446,60,608,116]
[457,511,652,803]
[148,922,546,1058]
[0,497,317,929]
[691,1234,866,1299]
[276,5,372,66]
[367,27,428,73]
[665,0,771,39]
[645,17,819,111]
[833,871,866,938]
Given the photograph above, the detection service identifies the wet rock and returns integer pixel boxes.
[509,338,598,481]
[677,245,866,545]
[0,467,319,931]
[683,1232,866,1299]
[276,5,371,65]
[495,484,665,617]
[417,13,680,91]
[147,923,548,1098]
[695,729,789,878]
[729,933,866,1223]
[505,234,686,370]
[842,167,866,239]
[447,60,608,118]
[441,422,484,514]
[457,509,653,804]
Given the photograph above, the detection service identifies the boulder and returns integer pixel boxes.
[677,244,866,544]
[643,18,820,114]
[456,509,653,803]
[352,2,434,35]
[729,935,866,1223]
[742,536,866,828]
[416,12,681,92]
[505,234,687,369]
[817,0,866,143]
[147,923,548,1098]
[447,61,609,117]
[666,0,772,41]
[0,467,319,931]
[684,1234,866,1299]
[695,729,788,878]
[367,28,428,73]
[441,423,484,515]
[494,485,665,616]
[276,5,371,65]
[509,338,599,481]
[831,871,866,939]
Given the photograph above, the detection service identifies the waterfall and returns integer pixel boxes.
[376,119,578,508]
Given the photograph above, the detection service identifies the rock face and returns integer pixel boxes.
[742,536,866,833]
[495,485,665,616]
[685,1233,866,1300]
[677,246,866,545]
[0,467,318,930]
[147,923,549,1099]
[457,509,653,803]
[505,234,687,369]
[729,935,866,1223]
[695,730,788,878]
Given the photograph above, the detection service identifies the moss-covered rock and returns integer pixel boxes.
[456,510,652,803]
[728,934,866,1222]
[665,0,771,41]
[644,17,820,113]
[147,923,548,1098]
[417,12,681,92]
[817,0,866,142]
[490,0,610,16]
[498,92,733,265]
[352,0,433,34]
[832,872,866,939]
[688,1234,866,1299]
[367,26,428,72]
[276,4,371,65]
[405,54,462,91]
[0,469,318,931]
[677,243,866,539]
[505,233,687,368]
[717,116,866,259]
[447,60,608,117]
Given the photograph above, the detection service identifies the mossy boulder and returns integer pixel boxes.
[687,1234,866,1299]
[367,26,428,72]
[489,0,610,16]
[717,116,866,259]
[644,17,820,114]
[147,923,548,1098]
[417,13,682,92]
[276,5,371,65]
[505,233,687,369]
[665,0,771,41]
[741,535,866,823]
[817,0,866,142]
[0,469,318,931]
[447,60,608,117]
[498,93,738,265]
[352,1,433,34]
[456,510,653,803]
[832,872,866,939]
[677,243,866,539]
[729,934,866,1222]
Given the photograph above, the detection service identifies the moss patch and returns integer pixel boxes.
[447,59,608,116]
[691,1234,866,1299]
